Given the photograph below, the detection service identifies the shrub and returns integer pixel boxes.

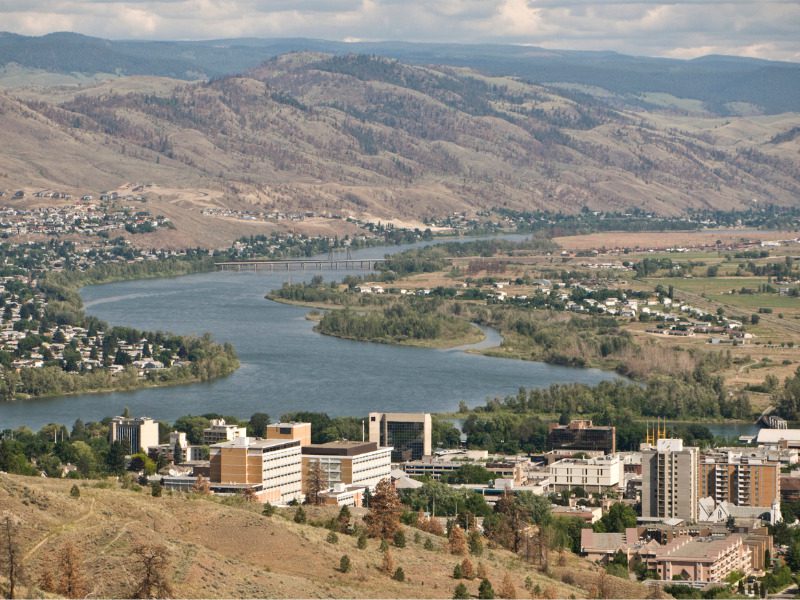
[357,532,368,549]
[393,567,405,582]
[327,531,339,544]
[453,583,470,599]
[294,506,306,523]
[424,538,435,551]
[70,484,80,498]
[461,558,475,580]
[151,481,162,497]
[478,578,495,599]
[339,555,351,573]
[453,564,463,579]
[394,529,406,548]
[262,502,275,517]
[379,539,389,552]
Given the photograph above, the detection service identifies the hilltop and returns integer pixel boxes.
[0,51,798,242]
[0,473,650,598]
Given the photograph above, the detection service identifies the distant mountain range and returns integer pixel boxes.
[2,51,798,223]
[2,32,800,115]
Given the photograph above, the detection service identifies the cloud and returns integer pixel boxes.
[0,0,797,62]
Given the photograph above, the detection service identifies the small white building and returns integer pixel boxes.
[548,454,624,493]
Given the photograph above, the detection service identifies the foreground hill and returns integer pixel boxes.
[0,473,650,598]
[2,52,799,225]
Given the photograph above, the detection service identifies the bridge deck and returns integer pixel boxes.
[215,258,386,271]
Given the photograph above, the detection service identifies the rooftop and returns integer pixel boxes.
[302,441,382,456]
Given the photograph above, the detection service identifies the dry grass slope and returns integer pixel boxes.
[0,473,653,599]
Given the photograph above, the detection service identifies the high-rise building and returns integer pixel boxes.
[208,436,302,504]
[110,416,159,454]
[642,439,699,522]
[699,451,781,508]
[547,419,616,454]
[369,412,431,462]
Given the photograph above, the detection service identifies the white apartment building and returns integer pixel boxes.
[548,454,624,492]
[202,418,247,445]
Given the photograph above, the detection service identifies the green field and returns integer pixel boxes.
[646,276,768,295]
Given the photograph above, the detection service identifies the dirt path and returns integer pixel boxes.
[23,497,95,560]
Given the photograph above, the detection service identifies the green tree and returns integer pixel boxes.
[294,506,306,524]
[478,578,495,599]
[247,412,271,437]
[339,555,351,573]
[595,503,637,533]
[453,583,469,599]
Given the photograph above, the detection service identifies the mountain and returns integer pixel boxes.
[2,52,798,225]
[2,33,800,115]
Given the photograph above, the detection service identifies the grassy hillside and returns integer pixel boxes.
[0,473,651,599]
[1,52,799,230]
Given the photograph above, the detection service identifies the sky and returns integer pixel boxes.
[2,0,799,62]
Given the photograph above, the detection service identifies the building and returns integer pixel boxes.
[642,439,699,523]
[202,419,247,445]
[109,416,159,454]
[698,451,780,508]
[651,535,752,583]
[301,441,392,493]
[266,422,312,447]
[756,429,800,449]
[209,436,302,504]
[580,528,640,562]
[369,412,431,461]
[548,454,623,493]
[547,419,616,454]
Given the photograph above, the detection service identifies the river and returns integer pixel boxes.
[0,239,759,436]
[0,237,633,429]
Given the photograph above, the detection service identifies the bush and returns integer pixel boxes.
[262,502,275,517]
[453,583,469,599]
[339,555,351,573]
[478,578,495,599]
[151,481,162,497]
[424,538,435,551]
[294,506,306,523]
[393,567,405,582]
[394,529,406,548]
[453,564,463,579]
[327,531,339,544]
[70,484,80,498]
[357,532,368,549]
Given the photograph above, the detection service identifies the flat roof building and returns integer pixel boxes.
[549,454,624,493]
[110,416,159,454]
[301,441,392,495]
[643,439,699,523]
[699,451,780,509]
[209,436,302,505]
[548,419,616,454]
[266,422,312,447]
[369,412,431,462]
[202,419,247,445]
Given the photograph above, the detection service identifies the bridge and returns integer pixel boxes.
[215,258,387,272]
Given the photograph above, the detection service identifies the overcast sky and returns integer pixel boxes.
[2,0,799,62]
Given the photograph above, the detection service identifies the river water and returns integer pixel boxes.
[0,239,759,436]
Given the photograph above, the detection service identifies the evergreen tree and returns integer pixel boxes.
[478,578,495,599]
[453,583,469,599]
[294,506,307,524]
